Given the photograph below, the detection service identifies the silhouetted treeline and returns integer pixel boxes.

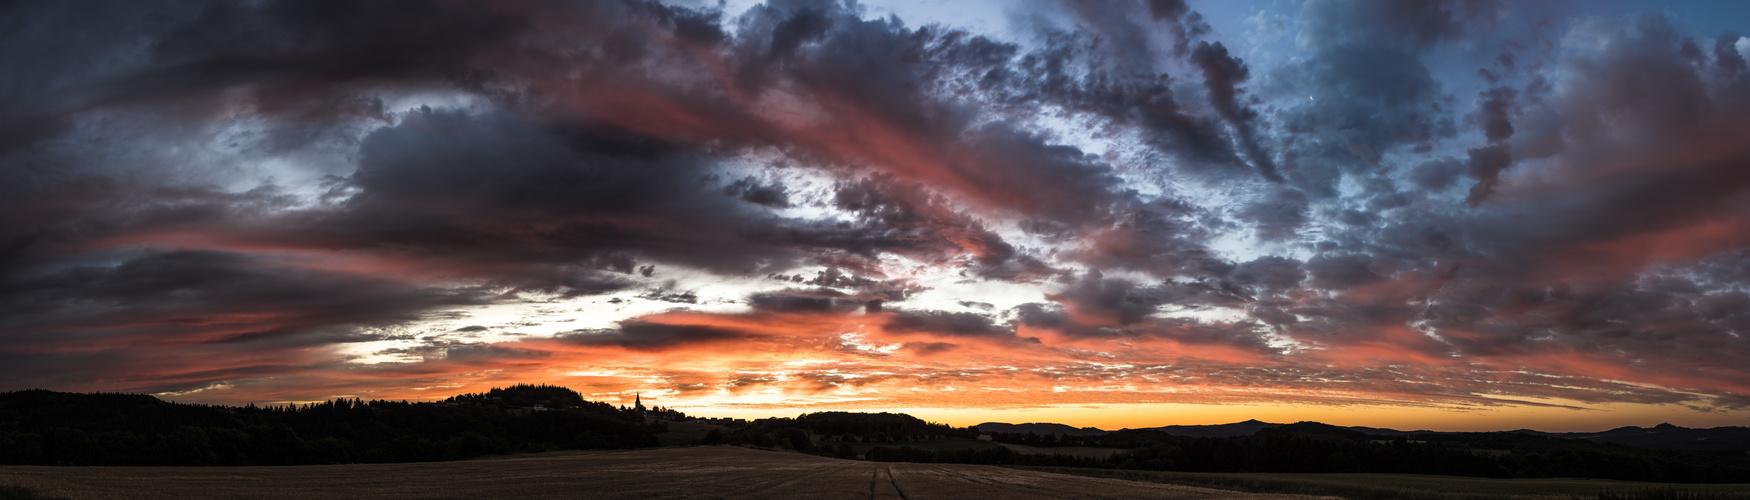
[443,384,603,410]
[793,412,977,440]
[0,386,657,466]
[970,422,1750,483]
[995,428,1181,448]
[702,411,977,453]
[865,444,1105,468]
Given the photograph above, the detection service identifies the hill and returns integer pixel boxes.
[975,422,1110,436]
[974,420,1295,438]
[980,418,1750,452]
[1529,423,1750,452]
[976,421,1750,483]
[1141,419,1289,438]
[0,386,657,466]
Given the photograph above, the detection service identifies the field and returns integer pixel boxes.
[843,437,1006,455]
[656,420,725,447]
[1015,467,1750,500]
[994,442,1128,459]
[0,446,1333,499]
[835,437,1127,459]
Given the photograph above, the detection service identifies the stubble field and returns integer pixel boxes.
[1017,467,1750,500]
[0,446,1332,499]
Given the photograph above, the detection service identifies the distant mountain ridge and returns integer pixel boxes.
[974,420,1750,452]
[976,419,1296,437]
[1523,423,1750,452]
[1139,419,1287,438]
[972,422,1108,436]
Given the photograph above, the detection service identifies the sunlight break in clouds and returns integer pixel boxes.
[2,0,1749,430]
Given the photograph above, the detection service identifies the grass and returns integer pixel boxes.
[1009,467,1750,500]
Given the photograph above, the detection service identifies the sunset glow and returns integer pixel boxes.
[4,0,1750,432]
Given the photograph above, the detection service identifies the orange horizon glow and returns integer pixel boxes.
[111,302,1745,434]
[6,0,1750,442]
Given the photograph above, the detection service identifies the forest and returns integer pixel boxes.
[700,410,979,456]
[956,422,1750,483]
[0,385,655,465]
[683,413,1750,483]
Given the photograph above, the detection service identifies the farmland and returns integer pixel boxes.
[1016,467,1750,500]
[841,436,1004,455]
[0,446,1331,499]
[655,420,725,447]
[995,442,1128,459]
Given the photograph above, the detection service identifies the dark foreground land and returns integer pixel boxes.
[0,447,1323,496]
[1022,467,1750,500]
[6,446,1750,499]
[0,446,1332,500]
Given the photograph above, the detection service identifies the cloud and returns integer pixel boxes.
[3,0,1749,418]
[0,249,485,393]
[556,321,754,351]
[881,310,1012,338]
[1190,40,1279,182]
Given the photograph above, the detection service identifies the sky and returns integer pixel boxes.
[2,0,1749,432]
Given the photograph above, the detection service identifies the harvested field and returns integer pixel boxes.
[655,420,725,447]
[994,442,1128,459]
[845,437,1004,455]
[0,446,1331,499]
[1016,467,1750,500]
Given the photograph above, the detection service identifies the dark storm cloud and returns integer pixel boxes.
[747,288,863,313]
[1267,0,1487,195]
[1476,87,1518,143]
[556,321,753,350]
[0,250,477,334]
[694,1,1242,280]
[1239,186,1309,240]
[1409,157,1467,191]
[881,310,1012,338]
[1717,32,1747,76]
[1046,271,1170,326]
[1190,41,1279,182]
[1463,144,1513,206]
[723,176,793,208]
[996,0,1258,180]
[1230,256,1306,295]
[1042,270,1254,330]
[1071,198,1231,278]
[315,108,797,275]
[0,0,528,160]
[1303,253,1390,290]
[1262,11,1750,407]
[0,249,484,391]
[767,173,1062,281]
[1025,44,1240,176]
[1464,84,1519,205]
[0,0,818,394]
[726,3,1153,229]
[1012,298,1277,355]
